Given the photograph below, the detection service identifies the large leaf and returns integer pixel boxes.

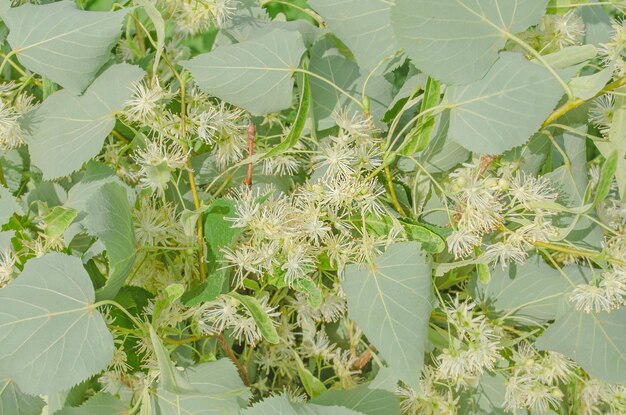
[0,378,44,415]
[24,63,144,179]
[308,36,392,130]
[54,393,127,415]
[342,242,432,389]
[308,0,398,70]
[475,256,586,321]
[0,253,114,395]
[312,385,401,415]
[156,359,251,415]
[4,1,127,93]
[242,394,364,415]
[85,182,136,300]
[445,53,566,155]
[536,301,626,384]
[181,29,306,115]
[391,0,548,85]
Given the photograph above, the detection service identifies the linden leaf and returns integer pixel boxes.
[181,29,306,115]
[85,182,136,301]
[4,1,128,93]
[445,53,567,155]
[342,242,432,389]
[0,378,45,415]
[0,253,114,395]
[308,0,398,70]
[24,63,144,180]
[536,301,626,383]
[391,0,548,84]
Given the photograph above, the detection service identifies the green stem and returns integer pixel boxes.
[543,74,626,127]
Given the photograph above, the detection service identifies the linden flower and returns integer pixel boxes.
[124,80,168,124]
[0,100,25,151]
[589,94,615,135]
[132,139,188,195]
[570,283,614,313]
[446,230,481,259]
[0,248,17,288]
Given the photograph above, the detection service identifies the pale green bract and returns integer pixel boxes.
[536,302,626,384]
[3,1,128,94]
[0,253,114,395]
[181,29,306,115]
[445,52,566,154]
[391,0,548,85]
[342,242,432,390]
[24,63,144,180]
[308,0,398,70]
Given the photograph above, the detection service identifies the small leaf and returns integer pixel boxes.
[293,278,322,308]
[391,0,548,84]
[594,151,618,208]
[4,1,128,93]
[264,72,310,158]
[86,182,136,301]
[24,63,144,179]
[181,29,306,115]
[183,199,241,305]
[227,292,280,344]
[343,242,432,389]
[149,325,197,395]
[0,378,44,415]
[152,284,185,324]
[400,77,440,156]
[54,393,127,415]
[0,253,114,395]
[293,352,326,398]
[42,206,77,239]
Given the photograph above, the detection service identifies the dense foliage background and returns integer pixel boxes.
[0,0,626,414]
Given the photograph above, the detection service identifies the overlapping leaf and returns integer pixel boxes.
[0,378,44,415]
[342,242,431,389]
[0,253,114,395]
[243,394,364,415]
[54,393,127,415]
[4,1,128,93]
[536,301,626,383]
[391,0,548,84]
[309,0,398,70]
[156,359,251,415]
[181,29,306,115]
[85,182,136,300]
[445,53,567,154]
[24,63,144,179]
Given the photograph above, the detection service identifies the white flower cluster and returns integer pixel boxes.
[504,342,574,413]
[198,294,279,346]
[435,299,501,387]
[445,164,559,269]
